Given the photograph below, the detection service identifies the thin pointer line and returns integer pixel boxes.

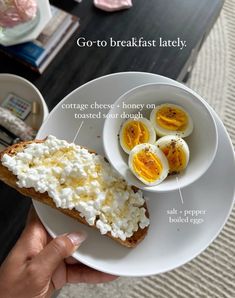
[56,121,84,164]
[73,121,84,143]
[176,176,184,204]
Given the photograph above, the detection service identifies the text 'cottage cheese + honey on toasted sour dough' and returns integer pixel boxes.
[1,136,149,241]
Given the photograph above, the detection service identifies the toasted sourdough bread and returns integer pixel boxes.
[0,140,149,248]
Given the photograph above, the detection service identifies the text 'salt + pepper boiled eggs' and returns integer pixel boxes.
[150,103,193,137]
[128,143,169,186]
[120,118,156,154]
[156,135,190,175]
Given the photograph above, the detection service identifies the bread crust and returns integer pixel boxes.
[0,140,149,248]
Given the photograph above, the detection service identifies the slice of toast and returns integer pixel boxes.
[0,140,149,248]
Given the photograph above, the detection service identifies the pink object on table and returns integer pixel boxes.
[0,0,37,28]
[94,0,132,12]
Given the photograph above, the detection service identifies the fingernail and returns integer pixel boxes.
[67,231,87,247]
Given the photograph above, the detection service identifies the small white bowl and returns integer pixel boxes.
[0,73,49,151]
[103,83,218,192]
[0,73,48,123]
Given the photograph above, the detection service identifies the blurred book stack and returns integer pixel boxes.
[0,5,79,73]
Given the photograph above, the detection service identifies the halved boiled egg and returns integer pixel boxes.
[120,118,156,154]
[150,103,193,137]
[156,135,190,175]
[128,143,169,186]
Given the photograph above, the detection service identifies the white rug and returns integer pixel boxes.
[59,1,235,297]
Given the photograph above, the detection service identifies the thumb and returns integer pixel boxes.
[31,232,87,276]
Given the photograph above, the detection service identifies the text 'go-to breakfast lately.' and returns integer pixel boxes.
[77,37,187,50]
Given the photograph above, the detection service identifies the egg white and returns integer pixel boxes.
[150,103,193,137]
[120,118,156,154]
[128,143,169,186]
[155,135,190,174]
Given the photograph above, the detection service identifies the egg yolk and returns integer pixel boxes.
[160,142,187,174]
[156,106,188,131]
[132,149,163,183]
[123,121,150,150]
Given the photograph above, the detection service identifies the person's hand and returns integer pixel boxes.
[0,208,117,298]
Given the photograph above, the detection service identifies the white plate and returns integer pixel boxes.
[35,72,235,277]
[0,0,52,46]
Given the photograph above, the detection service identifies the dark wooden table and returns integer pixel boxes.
[0,0,223,263]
